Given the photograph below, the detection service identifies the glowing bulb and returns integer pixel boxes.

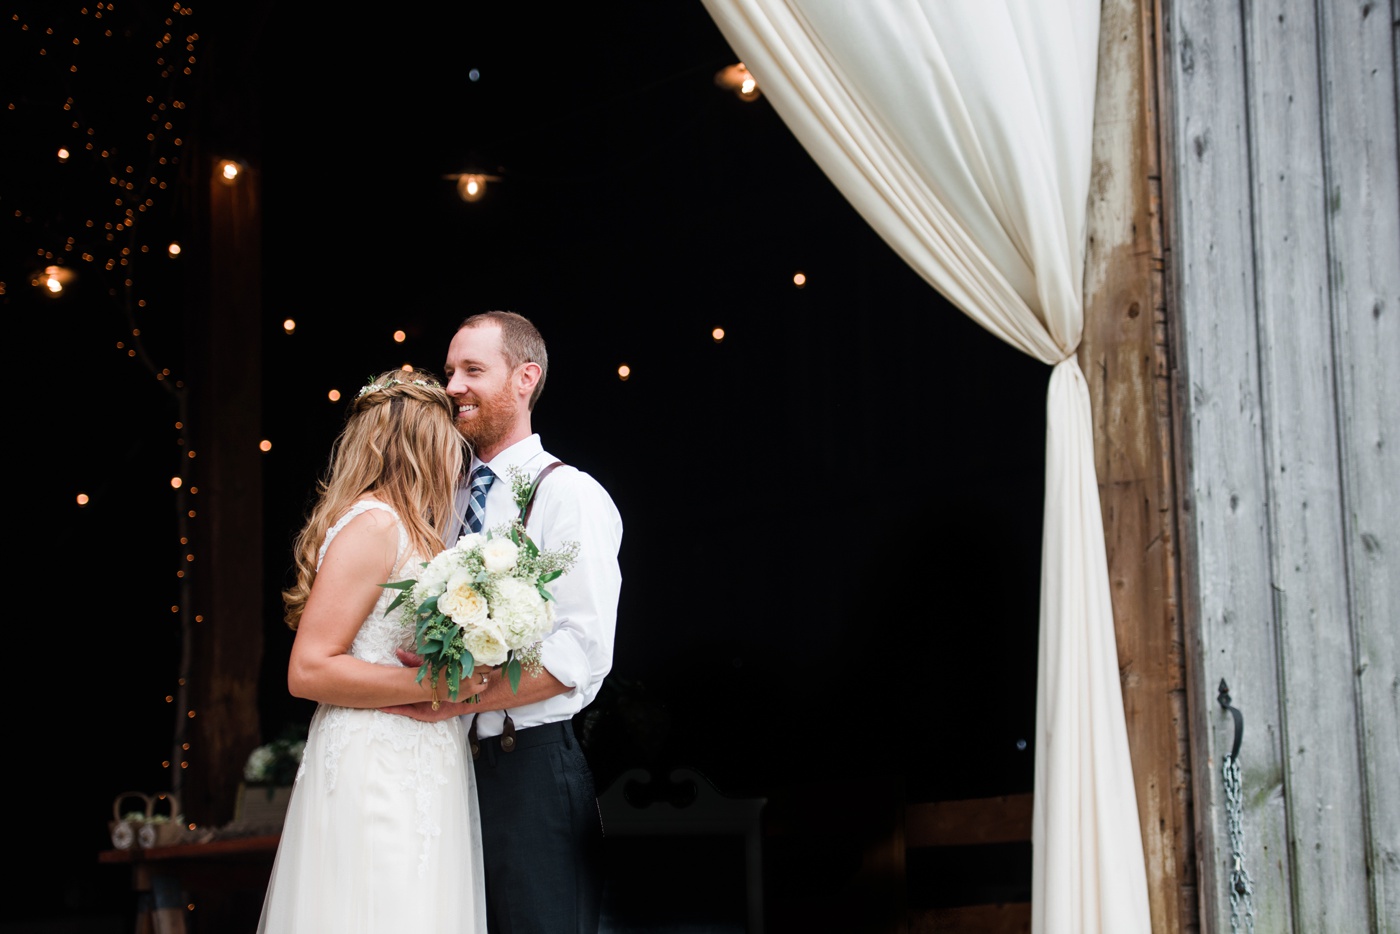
[46,275,63,293]
[393,330,406,343]
[716,63,762,102]
[216,159,241,184]
[167,241,181,257]
[617,364,631,381]
[57,147,70,162]
[457,174,487,202]
[170,476,183,489]
[793,271,807,288]
[76,493,90,506]
[328,388,341,402]
[259,439,272,452]
[712,327,725,342]
[283,318,296,334]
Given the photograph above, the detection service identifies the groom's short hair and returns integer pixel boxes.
[457,310,549,411]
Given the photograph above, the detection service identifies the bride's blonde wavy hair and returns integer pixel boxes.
[282,368,465,630]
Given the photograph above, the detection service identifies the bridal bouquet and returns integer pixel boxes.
[385,471,578,703]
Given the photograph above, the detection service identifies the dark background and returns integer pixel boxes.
[4,2,1046,930]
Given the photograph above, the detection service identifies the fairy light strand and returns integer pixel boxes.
[8,2,202,805]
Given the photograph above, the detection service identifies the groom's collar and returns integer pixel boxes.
[470,433,544,477]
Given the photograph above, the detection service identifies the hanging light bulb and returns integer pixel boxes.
[459,175,484,201]
[216,159,243,185]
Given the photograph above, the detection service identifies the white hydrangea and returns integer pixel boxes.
[490,575,553,644]
[414,550,456,599]
[455,532,486,552]
[243,745,275,783]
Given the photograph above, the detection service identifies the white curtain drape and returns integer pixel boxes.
[696,2,1151,931]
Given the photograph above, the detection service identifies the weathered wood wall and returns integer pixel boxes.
[1162,0,1399,930]
[1079,0,1196,931]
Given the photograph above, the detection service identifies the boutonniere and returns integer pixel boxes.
[506,464,544,522]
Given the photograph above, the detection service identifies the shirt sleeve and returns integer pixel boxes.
[530,468,623,703]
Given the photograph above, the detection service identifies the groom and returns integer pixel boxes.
[390,311,623,934]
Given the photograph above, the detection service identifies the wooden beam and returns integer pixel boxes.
[182,154,265,829]
[905,794,1034,849]
[1078,1,1196,931]
[909,902,1031,934]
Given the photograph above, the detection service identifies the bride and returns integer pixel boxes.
[257,368,488,933]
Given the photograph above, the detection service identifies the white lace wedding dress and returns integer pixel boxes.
[257,501,486,934]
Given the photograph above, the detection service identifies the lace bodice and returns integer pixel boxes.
[294,500,465,881]
[316,500,419,664]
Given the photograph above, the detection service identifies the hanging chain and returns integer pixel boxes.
[1222,754,1257,934]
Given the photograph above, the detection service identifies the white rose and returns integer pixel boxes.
[456,532,486,551]
[480,537,519,574]
[438,570,490,627]
[462,618,510,667]
[490,576,552,645]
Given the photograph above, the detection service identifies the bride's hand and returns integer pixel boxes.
[380,665,490,721]
[469,664,494,690]
[379,699,473,722]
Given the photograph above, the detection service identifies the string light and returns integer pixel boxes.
[793,271,807,288]
[393,329,406,343]
[327,389,341,402]
[617,364,631,381]
[259,440,272,452]
[714,63,761,102]
[283,318,296,334]
[10,1,211,795]
[712,327,725,343]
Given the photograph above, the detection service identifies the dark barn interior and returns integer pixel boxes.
[4,4,1049,931]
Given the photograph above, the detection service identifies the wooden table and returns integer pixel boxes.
[99,834,280,934]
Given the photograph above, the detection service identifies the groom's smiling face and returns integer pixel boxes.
[444,323,522,458]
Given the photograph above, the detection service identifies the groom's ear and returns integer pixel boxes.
[515,361,542,400]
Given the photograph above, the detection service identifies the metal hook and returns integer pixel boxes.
[1218,678,1244,761]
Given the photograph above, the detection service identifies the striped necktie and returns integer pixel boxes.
[465,465,495,534]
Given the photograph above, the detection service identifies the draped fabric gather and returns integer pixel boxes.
[696,2,1152,930]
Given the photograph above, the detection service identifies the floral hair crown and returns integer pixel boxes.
[355,374,442,400]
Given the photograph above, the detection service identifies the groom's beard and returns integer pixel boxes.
[454,382,516,455]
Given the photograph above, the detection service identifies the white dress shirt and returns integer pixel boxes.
[454,434,623,739]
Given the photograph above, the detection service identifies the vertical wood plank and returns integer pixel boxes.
[1317,2,1400,929]
[1162,0,1297,929]
[1080,1,1195,931]
[1243,1,1373,929]
[184,157,265,829]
